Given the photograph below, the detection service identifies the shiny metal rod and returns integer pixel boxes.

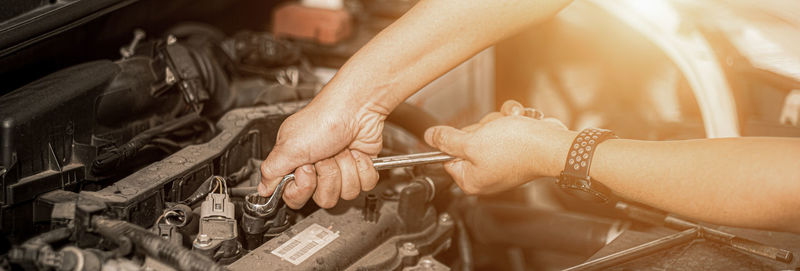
[372,151,455,171]
[563,228,698,271]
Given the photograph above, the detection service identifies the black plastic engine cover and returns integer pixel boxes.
[79,101,307,229]
[0,61,119,237]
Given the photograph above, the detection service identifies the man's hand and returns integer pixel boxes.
[424,100,575,194]
[259,97,385,209]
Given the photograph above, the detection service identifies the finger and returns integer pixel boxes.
[352,150,379,191]
[424,126,468,157]
[543,117,568,129]
[312,158,341,208]
[462,112,503,132]
[283,164,317,209]
[523,108,544,120]
[500,100,524,116]
[441,159,479,195]
[260,143,306,196]
[334,150,361,201]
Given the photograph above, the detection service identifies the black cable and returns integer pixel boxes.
[21,227,71,245]
[92,113,202,176]
[202,117,217,135]
[92,216,227,271]
[140,144,174,155]
[179,175,217,206]
[150,138,182,149]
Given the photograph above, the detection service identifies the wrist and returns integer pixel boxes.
[320,58,406,111]
[516,121,577,178]
[308,80,390,137]
[533,129,578,178]
[550,130,579,176]
[311,80,382,117]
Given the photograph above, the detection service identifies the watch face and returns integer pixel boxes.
[564,186,608,203]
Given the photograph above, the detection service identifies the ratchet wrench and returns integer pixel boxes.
[245,151,455,216]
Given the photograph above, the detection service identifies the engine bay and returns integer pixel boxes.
[0,10,476,268]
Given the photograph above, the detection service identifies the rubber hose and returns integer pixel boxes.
[230,187,257,198]
[385,102,441,140]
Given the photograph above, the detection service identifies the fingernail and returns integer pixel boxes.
[258,183,268,197]
[424,128,435,145]
[512,106,522,115]
[302,164,314,173]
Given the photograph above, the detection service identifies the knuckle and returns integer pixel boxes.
[260,161,272,177]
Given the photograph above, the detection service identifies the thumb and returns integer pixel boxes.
[259,144,305,196]
[424,125,468,157]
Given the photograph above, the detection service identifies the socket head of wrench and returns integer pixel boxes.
[244,193,269,217]
[245,174,294,216]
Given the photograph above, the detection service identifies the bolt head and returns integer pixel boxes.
[420,259,434,268]
[197,234,211,245]
[402,242,415,250]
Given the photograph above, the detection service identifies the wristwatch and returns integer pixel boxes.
[556,128,617,203]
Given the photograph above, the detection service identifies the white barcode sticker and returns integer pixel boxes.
[271,223,339,265]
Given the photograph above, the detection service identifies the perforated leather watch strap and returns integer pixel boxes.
[556,128,617,203]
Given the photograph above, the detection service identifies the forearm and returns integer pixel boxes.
[586,137,800,232]
[316,0,573,114]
